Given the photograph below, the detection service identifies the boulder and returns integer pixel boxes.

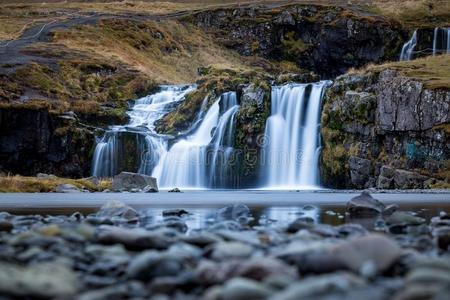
[332,234,402,276]
[55,183,81,193]
[0,261,78,298]
[112,172,158,192]
[96,200,139,222]
[393,169,428,189]
[220,277,274,300]
[349,156,372,188]
[346,191,385,217]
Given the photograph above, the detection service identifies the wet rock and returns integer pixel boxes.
[0,220,13,232]
[77,281,147,300]
[96,200,139,222]
[127,250,184,281]
[395,258,450,300]
[0,261,78,298]
[346,191,385,217]
[112,172,158,192]
[143,185,158,193]
[383,204,399,216]
[336,223,368,237]
[271,271,366,300]
[182,232,223,247]
[386,211,426,226]
[213,230,261,246]
[286,217,314,233]
[210,220,243,231]
[55,183,81,193]
[433,226,450,251]
[220,277,274,300]
[96,226,173,250]
[332,234,402,276]
[209,241,253,261]
[216,204,251,224]
[233,257,298,281]
[163,209,189,217]
[168,187,181,193]
[164,217,188,233]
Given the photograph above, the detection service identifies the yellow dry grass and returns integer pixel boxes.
[0,1,447,40]
[0,174,112,193]
[349,54,450,90]
[52,19,253,83]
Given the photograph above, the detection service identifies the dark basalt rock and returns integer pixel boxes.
[189,5,405,78]
[0,107,95,177]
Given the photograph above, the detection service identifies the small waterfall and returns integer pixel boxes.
[152,92,240,189]
[262,81,329,189]
[91,85,196,177]
[433,27,450,55]
[400,30,417,61]
[209,92,240,188]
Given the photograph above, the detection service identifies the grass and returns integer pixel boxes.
[52,19,253,84]
[372,0,450,28]
[349,54,450,90]
[0,174,112,193]
[1,1,448,41]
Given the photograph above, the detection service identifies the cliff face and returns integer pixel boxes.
[188,5,405,78]
[0,107,95,177]
[321,69,450,189]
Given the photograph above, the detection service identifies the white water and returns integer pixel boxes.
[91,85,196,177]
[153,92,240,189]
[433,27,450,55]
[400,30,417,61]
[262,81,329,190]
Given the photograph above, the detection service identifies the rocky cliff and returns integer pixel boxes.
[0,107,95,177]
[187,5,405,78]
[321,65,450,189]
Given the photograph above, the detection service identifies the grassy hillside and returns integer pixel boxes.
[0,0,448,40]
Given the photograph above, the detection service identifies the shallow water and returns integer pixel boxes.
[1,191,449,227]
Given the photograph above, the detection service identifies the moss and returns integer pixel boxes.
[281,31,311,59]
[156,88,208,135]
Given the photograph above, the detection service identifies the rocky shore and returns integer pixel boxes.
[0,192,449,299]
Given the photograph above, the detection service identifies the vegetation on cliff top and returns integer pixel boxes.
[350,54,450,90]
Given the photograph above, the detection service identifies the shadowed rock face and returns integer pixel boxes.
[0,107,95,177]
[188,5,405,78]
[321,69,450,189]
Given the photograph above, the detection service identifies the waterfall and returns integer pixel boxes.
[400,30,417,61]
[433,27,450,55]
[152,92,240,189]
[91,85,196,177]
[261,81,329,189]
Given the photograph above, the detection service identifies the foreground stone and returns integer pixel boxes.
[0,196,448,299]
[112,172,158,192]
[0,261,78,298]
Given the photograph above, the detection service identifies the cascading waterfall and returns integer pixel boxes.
[91,85,196,177]
[433,27,450,55]
[152,92,240,189]
[400,30,417,61]
[262,81,329,189]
